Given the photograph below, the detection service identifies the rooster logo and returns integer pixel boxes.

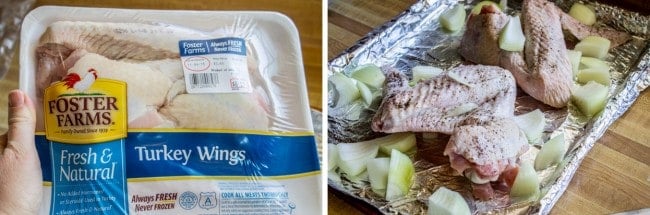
[62,68,98,92]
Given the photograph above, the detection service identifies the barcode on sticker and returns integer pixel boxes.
[179,37,252,93]
[189,73,219,88]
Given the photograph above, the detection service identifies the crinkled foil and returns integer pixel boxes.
[327,0,650,214]
[0,0,35,78]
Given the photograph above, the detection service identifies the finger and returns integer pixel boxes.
[0,133,6,155]
[5,90,36,156]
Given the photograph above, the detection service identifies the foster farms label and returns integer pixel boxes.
[43,77,129,214]
[43,78,127,143]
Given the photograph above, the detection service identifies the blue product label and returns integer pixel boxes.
[37,132,320,181]
[179,37,246,56]
[125,132,320,178]
[49,140,128,215]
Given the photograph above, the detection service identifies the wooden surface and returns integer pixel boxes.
[328,0,650,214]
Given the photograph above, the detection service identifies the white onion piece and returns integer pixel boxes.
[367,158,391,197]
[385,149,415,201]
[514,109,545,144]
[427,186,471,215]
[336,141,379,176]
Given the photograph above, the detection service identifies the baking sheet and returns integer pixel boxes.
[327,0,650,214]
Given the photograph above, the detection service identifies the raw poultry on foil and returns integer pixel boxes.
[369,0,630,201]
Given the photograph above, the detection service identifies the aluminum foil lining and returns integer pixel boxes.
[0,0,35,78]
[327,0,650,214]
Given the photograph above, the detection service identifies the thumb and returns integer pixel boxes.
[5,90,36,156]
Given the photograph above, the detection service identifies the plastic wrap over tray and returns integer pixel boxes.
[21,6,321,214]
[327,0,649,214]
